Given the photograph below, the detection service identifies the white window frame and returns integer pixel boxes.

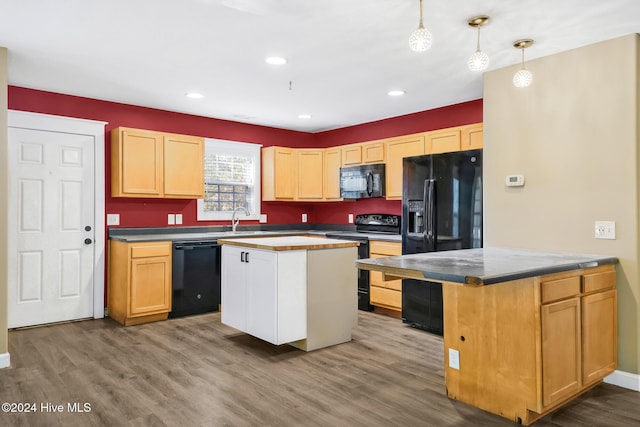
[197,138,262,221]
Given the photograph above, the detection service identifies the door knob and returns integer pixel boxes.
[85,225,92,231]
[84,238,93,245]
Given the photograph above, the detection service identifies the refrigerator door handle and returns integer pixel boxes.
[424,179,436,251]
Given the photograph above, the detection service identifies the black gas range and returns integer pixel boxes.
[326,214,401,311]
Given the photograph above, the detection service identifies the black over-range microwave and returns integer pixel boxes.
[339,163,385,199]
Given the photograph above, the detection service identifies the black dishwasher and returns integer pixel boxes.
[170,241,221,318]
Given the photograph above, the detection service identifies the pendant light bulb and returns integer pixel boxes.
[513,39,534,88]
[467,16,490,72]
[409,0,432,52]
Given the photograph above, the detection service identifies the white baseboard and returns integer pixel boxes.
[604,370,640,391]
[0,352,10,369]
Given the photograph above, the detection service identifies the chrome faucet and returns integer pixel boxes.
[231,207,250,233]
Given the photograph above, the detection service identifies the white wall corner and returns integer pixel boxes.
[0,352,10,369]
[604,370,640,392]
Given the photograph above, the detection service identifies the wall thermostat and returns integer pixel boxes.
[505,174,525,187]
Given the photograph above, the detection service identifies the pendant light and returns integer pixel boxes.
[467,15,490,72]
[409,0,432,52]
[513,39,534,87]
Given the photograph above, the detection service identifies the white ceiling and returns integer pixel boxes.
[1,0,639,133]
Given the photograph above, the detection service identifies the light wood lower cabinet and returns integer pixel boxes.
[369,240,402,312]
[108,241,172,326]
[443,264,617,425]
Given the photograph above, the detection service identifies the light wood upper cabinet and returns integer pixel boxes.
[111,127,204,199]
[108,240,172,326]
[461,123,483,150]
[112,127,163,197]
[342,144,362,166]
[262,146,296,200]
[164,133,204,198]
[426,128,461,154]
[384,134,426,200]
[362,141,385,163]
[297,149,324,200]
[324,147,342,200]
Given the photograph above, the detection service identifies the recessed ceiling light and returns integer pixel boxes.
[265,56,287,65]
[387,90,406,97]
[185,92,204,99]
[298,114,312,119]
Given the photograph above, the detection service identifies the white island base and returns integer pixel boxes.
[218,236,358,351]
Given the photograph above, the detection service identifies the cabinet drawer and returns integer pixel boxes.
[369,240,402,256]
[370,270,402,291]
[583,270,616,293]
[130,243,171,258]
[541,276,580,303]
[370,286,401,310]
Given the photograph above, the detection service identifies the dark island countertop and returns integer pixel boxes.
[355,247,618,285]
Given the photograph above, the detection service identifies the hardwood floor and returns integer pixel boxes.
[1,311,639,426]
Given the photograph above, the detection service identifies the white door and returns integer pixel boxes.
[8,127,95,328]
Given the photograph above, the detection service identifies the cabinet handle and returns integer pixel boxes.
[245,252,249,263]
[241,251,245,262]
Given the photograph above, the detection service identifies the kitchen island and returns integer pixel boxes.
[356,248,618,425]
[217,236,359,351]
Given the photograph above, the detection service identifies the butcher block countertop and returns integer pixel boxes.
[356,247,618,285]
[217,236,359,251]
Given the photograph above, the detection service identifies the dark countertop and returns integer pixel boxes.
[355,247,618,285]
[108,226,401,243]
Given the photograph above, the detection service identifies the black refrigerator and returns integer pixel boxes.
[401,150,482,335]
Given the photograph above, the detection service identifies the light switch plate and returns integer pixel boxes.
[348,213,354,224]
[175,214,183,225]
[302,213,308,223]
[259,214,267,223]
[106,214,120,226]
[595,221,615,239]
[168,214,176,225]
[448,348,460,370]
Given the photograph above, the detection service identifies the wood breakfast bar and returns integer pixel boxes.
[356,247,619,425]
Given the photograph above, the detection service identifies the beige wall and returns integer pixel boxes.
[484,34,640,373]
[1,46,8,359]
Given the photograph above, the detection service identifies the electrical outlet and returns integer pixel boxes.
[302,213,308,223]
[259,214,267,223]
[448,348,460,370]
[168,214,175,225]
[348,213,354,224]
[106,213,120,226]
[175,214,183,225]
[595,221,615,239]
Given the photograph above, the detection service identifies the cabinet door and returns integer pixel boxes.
[541,297,581,407]
[384,135,425,199]
[362,141,384,163]
[112,128,163,197]
[582,289,617,386]
[342,144,362,165]
[262,147,296,200]
[164,133,204,198]
[221,245,248,331]
[426,128,461,154]
[129,255,172,316]
[323,148,342,200]
[245,249,278,344]
[461,123,483,150]
[297,149,324,200]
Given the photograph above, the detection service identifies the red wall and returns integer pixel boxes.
[8,86,482,226]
